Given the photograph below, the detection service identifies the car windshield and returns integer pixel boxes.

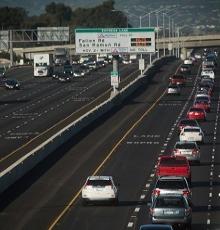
[175,143,196,149]
[172,75,184,79]
[6,80,17,84]
[184,128,200,132]
[190,108,203,112]
[86,179,112,186]
[155,197,186,208]
[179,120,198,126]
[160,158,187,166]
[169,85,178,88]
[157,180,186,189]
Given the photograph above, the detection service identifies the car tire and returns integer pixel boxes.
[113,197,119,206]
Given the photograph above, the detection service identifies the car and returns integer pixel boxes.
[169,74,186,86]
[187,107,206,121]
[0,66,6,78]
[179,126,204,143]
[193,99,210,113]
[167,84,181,95]
[201,70,215,79]
[73,69,85,77]
[52,71,61,80]
[58,73,71,82]
[152,176,191,202]
[149,194,192,228]
[184,59,193,65]
[180,64,191,74]
[81,176,118,205]
[200,79,214,90]
[139,224,173,230]
[5,79,20,89]
[200,75,215,83]
[178,119,200,134]
[197,84,212,96]
[194,53,202,60]
[63,65,73,75]
[173,141,200,163]
[156,155,191,183]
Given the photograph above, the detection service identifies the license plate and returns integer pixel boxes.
[164,210,179,215]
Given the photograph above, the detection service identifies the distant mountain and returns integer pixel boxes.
[0,0,220,33]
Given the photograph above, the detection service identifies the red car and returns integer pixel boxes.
[178,119,200,134]
[169,74,186,86]
[193,100,211,112]
[156,155,191,183]
[187,107,206,121]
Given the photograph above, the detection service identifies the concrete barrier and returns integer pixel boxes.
[0,55,176,194]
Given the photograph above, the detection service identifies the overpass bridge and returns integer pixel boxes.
[13,34,220,59]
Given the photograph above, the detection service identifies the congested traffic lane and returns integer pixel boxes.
[135,56,220,229]
[0,62,139,169]
[0,59,183,229]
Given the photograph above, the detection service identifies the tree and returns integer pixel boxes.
[45,2,73,26]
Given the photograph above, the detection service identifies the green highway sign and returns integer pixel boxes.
[75,27,155,54]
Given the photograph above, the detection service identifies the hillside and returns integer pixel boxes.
[0,0,219,34]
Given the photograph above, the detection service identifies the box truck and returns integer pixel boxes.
[54,48,70,65]
[34,54,53,77]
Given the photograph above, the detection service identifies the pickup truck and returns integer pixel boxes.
[156,156,191,184]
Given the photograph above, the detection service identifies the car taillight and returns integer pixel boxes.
[152,189,160,196]
[185,207,191,216]
[173,149,179,155]
[192,149,198,155]
[183,190,190,196]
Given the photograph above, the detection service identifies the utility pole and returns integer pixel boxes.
[9,30,13,67]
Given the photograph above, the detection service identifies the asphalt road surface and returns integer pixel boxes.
[0,55,219,230]
[0,61,140,170]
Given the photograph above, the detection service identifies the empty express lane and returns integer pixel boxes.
[0,58,183,229]
[0,62,139,169]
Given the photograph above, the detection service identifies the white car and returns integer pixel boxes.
[201,70,215,79]
[81,176,118,205]
[194,53,202,59]
[184,59,193,65]
[179,126,204,143]
[167,84,180,95]
[173,141,200,162]
[151,176,191,201]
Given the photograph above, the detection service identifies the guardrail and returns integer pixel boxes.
[0,56,176,194]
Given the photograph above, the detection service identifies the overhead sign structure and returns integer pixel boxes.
[0,31,9,50]
[37,27,69,42]
[75,28,155,54]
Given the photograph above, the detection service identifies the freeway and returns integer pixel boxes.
[0,61,140,171]
[0,54,219,230]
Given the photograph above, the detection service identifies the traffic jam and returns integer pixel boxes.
[80,48,218,230]
[145,49,218,230]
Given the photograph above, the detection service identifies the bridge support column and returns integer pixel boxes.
[180,48,187,60]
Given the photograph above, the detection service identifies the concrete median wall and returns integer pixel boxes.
[0,56,175,194]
